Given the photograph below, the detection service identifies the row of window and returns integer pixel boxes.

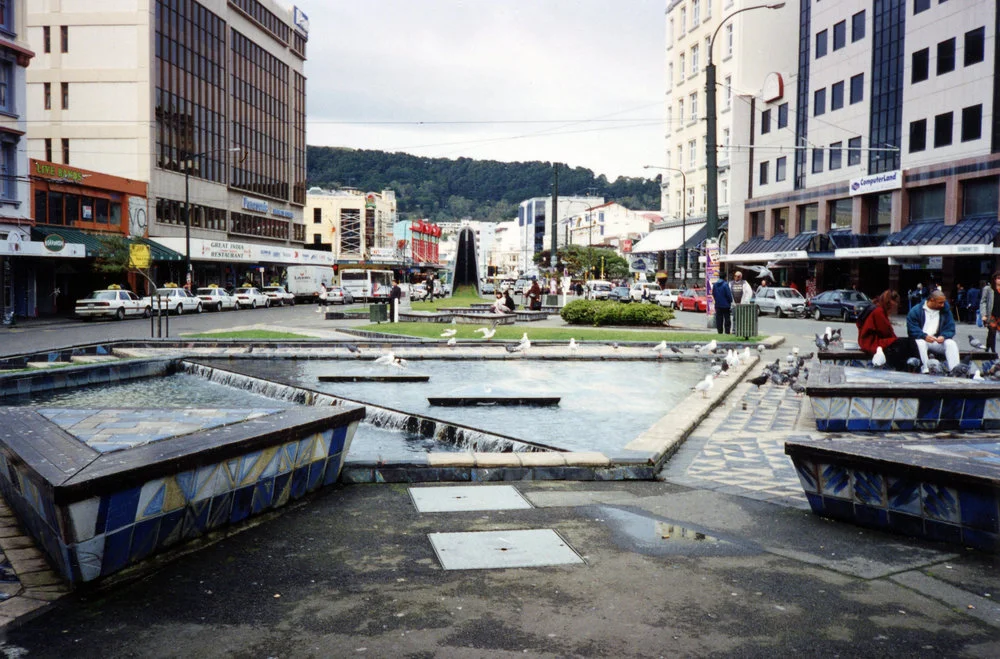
[814,74,864,116]
[673,180,730,217]
[749,196,886,239]
[41,25,69,54]
[909,104,983,152]
[811,137,864,174]
[759,103,789,135]
[0,58,16,115]
[41,82,69,110]
[230,210,289,240]
[815,10,865,59]
[34,190,123,228]
[42,137,70,165]
[911,27,985,83]
[155,197,228,232]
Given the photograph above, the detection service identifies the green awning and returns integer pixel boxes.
[31,227,184,261]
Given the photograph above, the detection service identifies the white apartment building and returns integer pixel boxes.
[563,202,657,250]
[26,0,312,288]
[727,0,1000,299]
[305,188,396,262]
[490,220,521,277]
[516,195,603,272]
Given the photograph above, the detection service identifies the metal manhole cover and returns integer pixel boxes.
[409,485,533,513]
[428,529,585,570]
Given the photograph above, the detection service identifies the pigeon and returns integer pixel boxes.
[246,345,253,354]
[441,328,457,338]
[906,357,922,371]
[345,343,360,354]
[815,333,829,350]
[791,381,806,396]
[568,338,578,352]
[611,342,620,350]
[670,345,684,354]
[749,373,770,388]
[970,334,987,350]
[447,337,457,347]
[786,352,796,366]
[757,344,766,353]
[694,374,714,398]
[948,363,970,378]
[824,327,833,341]
[872,346,886,367]
[711,363,723,376]
[829,328,842,345]
[927,358,943,375]
[653,340,667,354]
[801,351,815,361]
[504,343,524,353]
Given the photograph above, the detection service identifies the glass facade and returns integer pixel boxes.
[868,0,904,174]
[155,198,227,231]
[798,204,818,233]
[830,198,852,229]
[962,177,999,218]
[909,185,946,223]
[868,194,892,235]
[229,0,290,45]
[292,72,307,205]
[794,0,812,189]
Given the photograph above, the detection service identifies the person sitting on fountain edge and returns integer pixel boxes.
[906,289,960,374]
[857,290,918,370]
[491,291,511,314]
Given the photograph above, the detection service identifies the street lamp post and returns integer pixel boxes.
[705,3,785,241]
[643,165,687,288]
[183,147,241,287]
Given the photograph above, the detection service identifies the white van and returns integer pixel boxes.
[586,280,614,300]
[285,266,335,303]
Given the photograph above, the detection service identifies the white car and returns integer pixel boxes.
[629,282,662,302]
[233,286,270,309]
[655,289,684,309]
[75,289,148,321]
[195,287,238,312]
[754,287,806,317]
[262,285,295,306]
[142,288,203,315]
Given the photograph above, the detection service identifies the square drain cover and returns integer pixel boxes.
[428,529,584,570]
[409,485,532,513]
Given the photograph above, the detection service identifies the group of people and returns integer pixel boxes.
[490,278,542,314]
[710,271,755,335]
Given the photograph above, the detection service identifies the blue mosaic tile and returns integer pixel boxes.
[984,398,1000,420]
[820,464,851,498]
[917,399,942,421]
[793,459,819,494]
[181,500,211,540]
[922,484,960,523]
[156,509,185,549]
[852,470,885,506]
[811,398,831,420]
[323,453,344,486]
[330,426,348,454]
[307,460,325,492]
[229,485,255,524]
[940,398,964,420]
[958,489,999,532]
[892,420,915,431]
[849,398,873,419]
[829,398,849,419]
[252,478,275,514]
[129,517,160,563]
[894,398,918,420]
[846,419,871,432]
[104,486,142,533]
[871,398,896,420]
[827,419,847,432]
[72,534,105,582]
[870,419,893,432]
[273,472,293,507]
[207,492,233,529]
[290,466,309,500]
[960,419,984,431]
[887,477,922,514]
[101,527,133,577]
[963,398,986,421]
[821,495,854,519]
[854,503,888,528]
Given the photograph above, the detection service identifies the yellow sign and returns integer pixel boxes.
[129,243,151,270]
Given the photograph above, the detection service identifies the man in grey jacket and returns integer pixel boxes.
[730,271,754,304]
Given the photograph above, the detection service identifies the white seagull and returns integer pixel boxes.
[741,347,752,363]
[474,326,497,340]
[519,333,531,350]
[441,328,457,338]
[697,339,718,354]
[568,338,578,352]
[652,340,667,355]
[694,374,715,398]
[871,346,886,367]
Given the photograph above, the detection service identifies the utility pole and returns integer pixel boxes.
[550,163,559,269]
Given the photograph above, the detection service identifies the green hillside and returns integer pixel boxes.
[306,146,662,222]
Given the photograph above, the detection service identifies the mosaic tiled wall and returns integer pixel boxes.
[0,420,358,584]
[0,360,173,399]
[790,452,999,553]
[810,395,1000,432]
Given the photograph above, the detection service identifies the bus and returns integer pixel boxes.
[340,269,394,302]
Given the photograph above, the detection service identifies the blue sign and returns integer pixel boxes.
[293,7,309,33]
[271,208,295,219]
[242,196,269,213]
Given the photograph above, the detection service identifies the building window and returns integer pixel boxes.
[0,1,10,32]
[759,161,769,185]
[690,92,698,122]
[688,139,696,168]
[692,0,700,26]
[761,109,771,134]
[725,24,733,58]
[912,48,929,83]
[0,139,15,200]
[688,187,695,213]
[679,53,685,78]
[60,25,68,53]
[909,119,927,152]
[798,204,818,233]
[961,104,983,142]
[812,148,823,174]
[773,207,788,234]
[44,138,52,162]
[680,8,687,33]
[776,156,787,182]
[934,112,953,147]
[869,194,892,235]
[667,63,673,88]
[691,44,699,75]
[312,207,322,224]
[937,38,955,74]
[852,10,865,42]
[965,27,985,66]
[750,211,764,237]
[43,82,51,110]
[43,26,51,53]
[829,142,843,170]
[914,0,930,14]
[816,30,827,58]
[848,136,862,165]
[962,177,999,218]
[831,81,844,110]
[908,184,945,223]
[724,76,732,109]
[677,144,683,168]
[777,103,788,128]
[61,82,68,109]
[61,138,69,164]
[0,60,11,113]
[721,179,729,204]
[678,98,684,123]
[814,88,826,116]
[829,199,852,229]
[668,18,674,48]
[833,21,846,51]
[849,73,864,104]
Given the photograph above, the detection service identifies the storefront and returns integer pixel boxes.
[1,228,87,318]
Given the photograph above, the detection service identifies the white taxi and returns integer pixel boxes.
[75,288,149,321]
[232,286,271,309]
[195,286,238,312]
[142,287,203,315]
[262,285,295,306]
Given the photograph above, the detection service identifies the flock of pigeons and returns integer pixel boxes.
[870,333,1000,380]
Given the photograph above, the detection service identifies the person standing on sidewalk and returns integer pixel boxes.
[712,274,734,334]
[979,272,1000,350]
[730,271,753,304]
[389,279,403,322]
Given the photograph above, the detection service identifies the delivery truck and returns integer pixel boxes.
[286,265,335,303]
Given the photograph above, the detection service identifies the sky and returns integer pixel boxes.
[301,0,665,181]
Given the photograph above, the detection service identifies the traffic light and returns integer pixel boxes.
[333,264,339,274]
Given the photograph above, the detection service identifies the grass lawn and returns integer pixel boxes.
[408,284,486,311]
[183,330,313,340]
[358,322,764,343]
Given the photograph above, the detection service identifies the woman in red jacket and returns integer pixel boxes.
[857,290,918,370]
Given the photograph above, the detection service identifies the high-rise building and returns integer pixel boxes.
[26,0,312,289]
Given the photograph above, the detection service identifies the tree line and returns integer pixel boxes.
[306,146,662,223]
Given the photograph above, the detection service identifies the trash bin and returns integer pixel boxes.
[732,303,758,339]
[369,303,388,323]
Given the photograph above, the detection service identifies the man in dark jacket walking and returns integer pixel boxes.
[711,274,734,334]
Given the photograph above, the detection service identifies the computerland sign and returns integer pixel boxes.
[850,170,902,196]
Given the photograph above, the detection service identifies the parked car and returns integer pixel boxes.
[609,286,633,303]
[754,286,807,317]
[195,286,237,312]
[807,289,871,321]
[262,285,296,306]
[676,288,708,312]
[326,286,354,305]
[655,288,684,309]
[586,280,614,300]
[232,286,271,309]
[481,282,495,295]
[629,282,662,302]
[142,287,203,315]
[75,289,148,321]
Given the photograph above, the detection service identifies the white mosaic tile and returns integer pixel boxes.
[872,398,896,420]
[894,398,918,420]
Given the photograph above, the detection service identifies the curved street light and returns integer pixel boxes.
[644,164,688,288]
[182,147,243,286]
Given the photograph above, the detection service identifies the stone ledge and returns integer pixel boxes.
[427,452,476,467]
[517,452,568,467]
[473,452,522,467]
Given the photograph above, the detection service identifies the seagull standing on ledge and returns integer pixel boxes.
[694,374,714,398]
[872,346,886,367]
[447,337,457,347]
[652,340,667,355]
[568,338,578,352]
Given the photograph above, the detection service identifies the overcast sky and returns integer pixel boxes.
[301,1,665,181]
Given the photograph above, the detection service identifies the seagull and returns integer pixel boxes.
[757,344,766,353]
[972,369,984,381]
[697,339,718,354]
[970,334,987,350]
[519,333,531,350]
[447,337,457,347]
[374,352,395,366]
[749,373,769,388]
[653,340,667,354]
[736,264,775,281]
[741,347,752,363]
[474,326,497,340]
[441,328,457,338]
[568,338,578,352]
[792,346,800,356]
[694,374,714,398]
[824,327,833,342]
[872,346,886,367]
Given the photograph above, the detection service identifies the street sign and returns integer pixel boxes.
[129,243,151,270]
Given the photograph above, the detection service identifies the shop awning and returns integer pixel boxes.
[679,220,725,251]
[630,225,689,254]
[719,232,813,262]
[32,227,184,261]
[835,217,1000,258]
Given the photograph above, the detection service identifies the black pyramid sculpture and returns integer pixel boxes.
[450,227,480,296]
